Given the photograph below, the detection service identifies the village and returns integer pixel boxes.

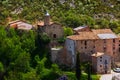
[7,12,120,76]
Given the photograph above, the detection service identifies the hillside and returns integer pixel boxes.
[0,0,120,33]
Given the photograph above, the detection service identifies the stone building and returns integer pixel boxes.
[73,26,91,34]
[65,28,120,71]
[92,52,111,74]
[37,12,64,40]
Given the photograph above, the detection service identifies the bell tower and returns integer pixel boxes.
[44,12,50,26]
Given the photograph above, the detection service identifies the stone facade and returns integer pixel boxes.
[65,28,120,73]
[92,52,111,74]
[37,13,64,40]
[44,23,64,39]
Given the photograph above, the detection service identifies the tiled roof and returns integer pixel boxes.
[9,20,33,30]
[67,29,117,40]
[37,21,53,26]
[92,29,113,34]
[92,52,104,57]
[67,32,99,40]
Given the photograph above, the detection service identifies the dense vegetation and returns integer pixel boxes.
[0,0,120,33]
[0,27,99,80]
[0,0,120,80]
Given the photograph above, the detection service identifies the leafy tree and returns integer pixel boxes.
[13,52,31,73]
[22,69,40,80]
[64,27,73,37]
[87,62,92,80]
[0,62,4,80]
[36,57,47,74]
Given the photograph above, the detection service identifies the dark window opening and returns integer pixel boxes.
[85,46,87,49]
[105,60,108,64]
[85,41,87,45]
[119,44,120,46]
[113,52,115,55]
[113,47,115,50]
[113,39,115,43]
[53,34,56,38]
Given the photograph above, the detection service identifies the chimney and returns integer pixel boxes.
[44,12,50,26]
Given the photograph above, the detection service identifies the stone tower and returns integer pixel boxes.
[44,12,50,26]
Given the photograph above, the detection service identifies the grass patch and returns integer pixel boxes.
[92,74,100,80]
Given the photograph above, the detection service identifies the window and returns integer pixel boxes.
[53,34,56,38]
[100,57,102,59]
[91,51,93,53]
[100,65,102,67]
[113,47,115,50]
[105,60,108,64]
[113,39,115,43]
[113,52,115,55]
[100,60,102,62]
[85,41,87,45]
[85,46,87,49]
[119,44,120,46]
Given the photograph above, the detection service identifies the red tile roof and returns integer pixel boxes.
[67,29,116,40]
[37,21,54,26]
[92,29,113,34]
[67,32,99,40]
[9,20,33,30]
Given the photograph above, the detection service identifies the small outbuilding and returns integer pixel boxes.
[92,52,111,74]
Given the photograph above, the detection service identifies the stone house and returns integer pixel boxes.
[65,28,120,72]
[8,20,34,31]
[37,12,64,40]
[73,26,91,34]
[92,52,111,74]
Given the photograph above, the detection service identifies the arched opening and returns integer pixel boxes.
[53,34,56,38]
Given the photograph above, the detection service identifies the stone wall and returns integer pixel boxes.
[44,23,64,39]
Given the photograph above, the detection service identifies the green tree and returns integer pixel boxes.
[13,52,31,73]
[0,62,4,80]
[87,62,92,80]
[64,27,73,37]
[36,57,47,74]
